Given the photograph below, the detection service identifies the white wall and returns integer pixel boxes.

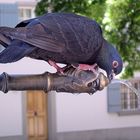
[0,58,55,137]
[0,57,140,136]
[134,72,140,78]
[55,88,140,132]
[0,91,22,136]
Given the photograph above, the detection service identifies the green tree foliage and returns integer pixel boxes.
[103,0,140,78]
[89,3,106,24]
[35,0,140,78]
[35,0,90,15]
[35,0,106,23]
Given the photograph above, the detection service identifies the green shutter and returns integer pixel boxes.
[107,83,121,113]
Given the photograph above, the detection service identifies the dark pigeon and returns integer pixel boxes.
[0,13,123,80]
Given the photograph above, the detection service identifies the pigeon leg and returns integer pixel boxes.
[48,60,64,74]
[77,63,99,73]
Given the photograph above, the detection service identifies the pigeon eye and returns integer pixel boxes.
[112,61,119,68]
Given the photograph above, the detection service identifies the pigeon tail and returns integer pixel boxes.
[0,33,11,48]
[0,41,34,63]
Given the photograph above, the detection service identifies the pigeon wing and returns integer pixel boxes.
[0,23,65,53]
[0,13,103,57]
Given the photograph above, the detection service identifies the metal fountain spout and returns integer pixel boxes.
[0,67,109,94]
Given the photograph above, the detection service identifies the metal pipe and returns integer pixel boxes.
[0,67,109,94]
[0,72,49,93]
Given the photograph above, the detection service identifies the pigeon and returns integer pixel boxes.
[0,13,123,81]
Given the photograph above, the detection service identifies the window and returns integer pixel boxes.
[18,8,32,21]
[121,82,139,111]
[108,79,140,114]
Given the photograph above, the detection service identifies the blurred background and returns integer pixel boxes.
[0,0,140,140]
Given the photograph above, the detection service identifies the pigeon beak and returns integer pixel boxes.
[108,70,115,82]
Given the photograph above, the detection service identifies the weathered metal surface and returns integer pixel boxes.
[0,67,109,94]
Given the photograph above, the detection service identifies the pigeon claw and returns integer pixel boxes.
[48,60,64,74]
[74,63,99,82]
[77,63,99,73]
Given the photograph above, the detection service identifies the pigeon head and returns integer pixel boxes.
[97,39,123,81]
